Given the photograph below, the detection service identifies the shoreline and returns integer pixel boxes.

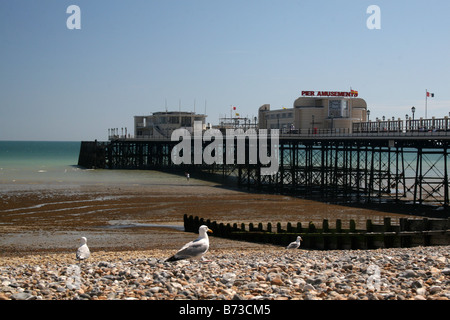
[0,180,427,257]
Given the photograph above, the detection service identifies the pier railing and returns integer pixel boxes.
[110,126,450,141]
[353,117,450,134]
[184,215,450,250]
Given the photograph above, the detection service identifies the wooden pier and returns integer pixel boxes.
[78,130,450,210]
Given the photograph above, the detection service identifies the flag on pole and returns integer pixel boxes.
[233,106,236,110]
[425,90,434,119]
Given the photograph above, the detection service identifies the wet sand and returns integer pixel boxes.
[0,176,423,257]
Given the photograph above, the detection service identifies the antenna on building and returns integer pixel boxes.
[165,98,168,112]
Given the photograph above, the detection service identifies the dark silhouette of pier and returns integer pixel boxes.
[78,129,450,215]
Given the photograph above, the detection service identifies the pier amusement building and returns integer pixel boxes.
[81,89,450,209]
[133,111,207,139]
[259,90,367,133]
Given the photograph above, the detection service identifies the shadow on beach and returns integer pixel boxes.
[1,168,447,256]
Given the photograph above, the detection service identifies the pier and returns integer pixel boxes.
[78,121,450,212]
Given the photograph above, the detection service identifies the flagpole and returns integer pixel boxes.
[425,89,428,119]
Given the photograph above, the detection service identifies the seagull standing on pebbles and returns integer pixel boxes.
[286,236,302,249]
[76,237,91,261]
[166,225,213,262]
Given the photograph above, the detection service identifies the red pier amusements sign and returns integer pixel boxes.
[302,90,358,97]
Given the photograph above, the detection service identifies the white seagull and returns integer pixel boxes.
[166,225,213,262]
[76,237,91,261]
[286,236,303,249]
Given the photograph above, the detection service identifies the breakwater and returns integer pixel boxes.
[183,214,450,250]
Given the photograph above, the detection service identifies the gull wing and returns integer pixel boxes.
[174,238,209,259]
[76,245,90,260]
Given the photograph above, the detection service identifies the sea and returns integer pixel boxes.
[1,140,447,196]
[0,141,185,191]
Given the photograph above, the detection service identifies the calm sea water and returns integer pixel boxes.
[0,141,185,189]
[1,141,445,193]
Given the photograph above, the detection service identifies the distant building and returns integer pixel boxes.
[258,90,368,133]
[134,111,207,139]
[214,115,258,131]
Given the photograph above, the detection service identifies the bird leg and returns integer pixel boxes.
[200,256,212,263]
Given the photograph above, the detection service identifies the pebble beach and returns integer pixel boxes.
[1,245,449,301]
[1,174,449,302]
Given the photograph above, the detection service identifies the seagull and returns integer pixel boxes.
[286,236,302,249]
[76,237,91,261]
[166,225,213,262]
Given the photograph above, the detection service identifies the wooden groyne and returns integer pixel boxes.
[184,214,450,250]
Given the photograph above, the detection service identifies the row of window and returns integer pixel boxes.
[138,116,205,126]
[267,112,294,119]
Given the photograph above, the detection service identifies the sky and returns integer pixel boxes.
[0,0,449,141]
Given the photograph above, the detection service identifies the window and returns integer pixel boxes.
[169,116,180,124]
[342,100,349,117]
[159,116,167,124]
[181,117,192,126]
[328,100,349,118]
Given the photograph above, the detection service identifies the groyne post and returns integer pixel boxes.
[183,215,449,249]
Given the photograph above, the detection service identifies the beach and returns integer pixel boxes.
[0,176,449,301]
[0,141,442,256]
[0,177,420,256]
[1,245,449,301]
[0,139,449,302]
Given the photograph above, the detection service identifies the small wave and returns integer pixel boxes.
[102,222,184,231]
[1,194,132,213]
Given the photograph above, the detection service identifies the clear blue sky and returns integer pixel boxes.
[1,0,449,141]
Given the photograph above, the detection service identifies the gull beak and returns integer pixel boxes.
[208,228,213,233]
